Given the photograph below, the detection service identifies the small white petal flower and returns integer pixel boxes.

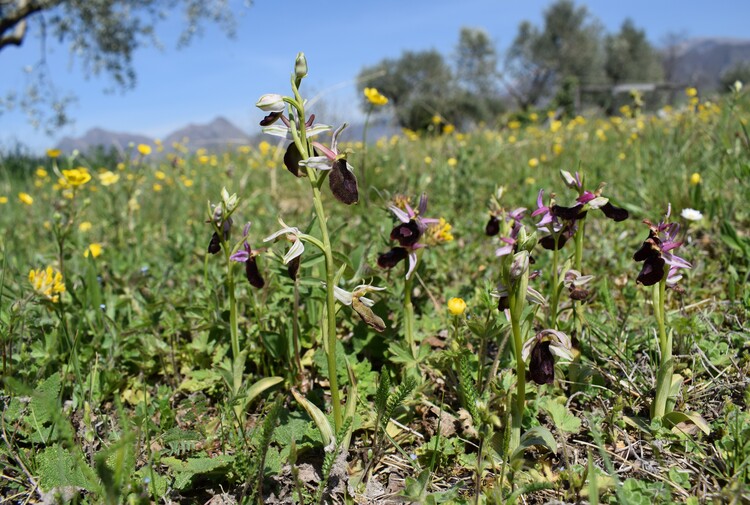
[264,219,304,265]
[680,208,703,221]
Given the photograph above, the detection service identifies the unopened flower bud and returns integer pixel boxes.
[733,80,743,94]
[256,93,286,113]
[510,251,530,280]
[295,52,308,80]
[447,297,466,316]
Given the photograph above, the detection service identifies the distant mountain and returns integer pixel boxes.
[56,127,152,154]
[672,37,750,91]
[163,117,251,149]
[55,116,251,154]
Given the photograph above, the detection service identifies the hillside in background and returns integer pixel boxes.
[52,37,750,154]
[672,38,750,91]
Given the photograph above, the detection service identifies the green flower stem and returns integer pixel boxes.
[221,233,242,394]
[509,291,526,453]
[404,268,416,359]
[288,84,343,433]
[573,218,586,334]
[549,240,560,328]
[652,278,672,419]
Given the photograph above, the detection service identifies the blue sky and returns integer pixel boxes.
[2,0,749,151]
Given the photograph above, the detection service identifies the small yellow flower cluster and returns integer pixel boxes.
[29,266,66,303]
[426,218,454,245]
[137,144,152,156]
[364,87,388,106]
[18,192,33,205]
[46,149,61,159]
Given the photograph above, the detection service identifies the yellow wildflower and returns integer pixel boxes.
[690,173,701,185]
[529,112,538,122]
[98,171,120,186]
[79,221,93,232]
[153,183,163,192]
[198,155,210,164]
[36,167,48,178]
[137,144,152,156]
[432,115,442,125]
[508,120,521,130]
[685,87,698,98]
[553,144,563,155]
[427,218,454,244]
[238,145,252,154]
[525,176,536,185]
[0,196,7,204]
[84,243,103,258]
[155,170,166,180]
[528,158,539,168]
[447,157,457,167]
[258,141,271,156]
[424,156,433,165]
[550,120,562,133]
[18,192,33,205]
[29,266,65,303]
[447,297,467,316]
[46,149,61,158]
[62,167,92,187]
[442,124,455,135]
[618,152,626,160]
[508,135,517,144]
[364,87,388,106]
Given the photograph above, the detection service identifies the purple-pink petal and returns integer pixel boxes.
[496,244,514,257]
[230,250,250,262]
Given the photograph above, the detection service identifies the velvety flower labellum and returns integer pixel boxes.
[528,341,555,385]
[377,247,409,269]
[208,232,221,254]
[391,220,422,247]
[601,202,629,222]
[328,159,359,205]
[287,255,301,280]
[485,216,500,236]
[633,233,666,286]
[260,111,283,126]
[245,256,265,289]
[284,143,304,177]
[551,204,587,221]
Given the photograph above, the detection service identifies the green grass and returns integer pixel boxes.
[1,92,749,504]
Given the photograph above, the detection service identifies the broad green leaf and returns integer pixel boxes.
[291,389,334,447]
[540,398,581,433]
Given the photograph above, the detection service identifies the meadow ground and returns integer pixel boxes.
[1,84,749,504]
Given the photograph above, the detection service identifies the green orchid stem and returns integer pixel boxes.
[573,218,586,335]
[290,83,343,433]
[549,240,560,328]
[509,294,525,454]
[311,188,343,432]
[222,237,241,394]
[652,278,672,420]
[404,268,417,359]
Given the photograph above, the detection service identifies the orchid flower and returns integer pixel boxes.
[634,204,692,286]
[521,329,573,385]
[324,282,387,332]
[298,123,359,205]
[377,194,439,279]
[263,219,305,265]
[229,223,264,288]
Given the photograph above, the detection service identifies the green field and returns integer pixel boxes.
[1,79,749,504]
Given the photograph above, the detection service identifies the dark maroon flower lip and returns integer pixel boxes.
[485,216,500,236]
[377,247,409,269]
[391,220,422,247]
[551,204,587,221]
[528,341,555,385]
